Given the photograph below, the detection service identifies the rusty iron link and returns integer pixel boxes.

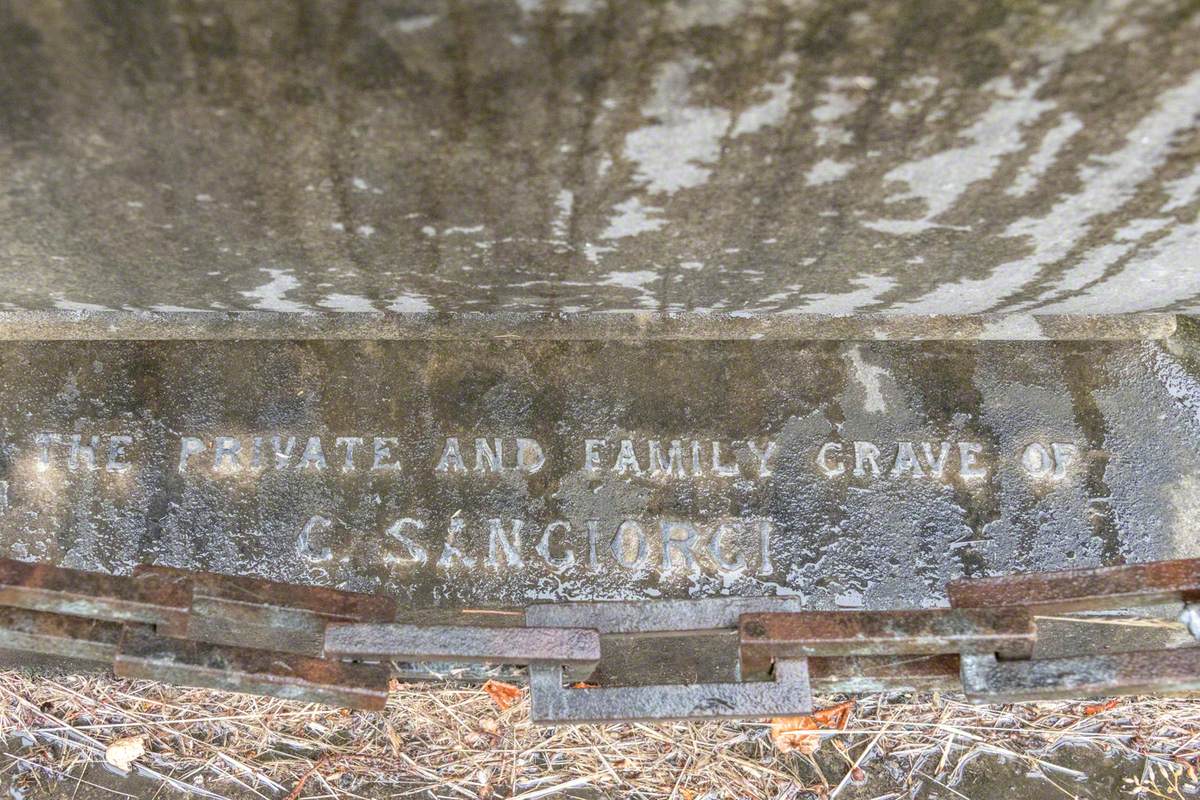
[0,559,191,631]
[948,558,1200,703]
[323,623,601,683]
[946,559,1200,613]
[113,625,393,711]
[0,558,598,711]
[736,608,1036,681]
[958,649,1200,703]
[133,564,399,656]
[0,557,1199,719]
[528,658,814,724]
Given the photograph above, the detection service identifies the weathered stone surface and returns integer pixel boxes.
[3,330,1199,609]
[0,0,1198,316]
[2,0,1200,625]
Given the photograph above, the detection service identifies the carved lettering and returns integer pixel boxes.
[922,441,952,478]
[586,518,602,571]
[747,440,778,477]
[486,518,525,568]
[853,441,881,477]
[1022,442,1054,477]
[67,434,99,471]
[298,515,333,561]
[475,438,503,473]
[711,442,739,477]
[890,441,924,478]
[1022,441,1079,480]
[648,440,684,477]
[213,436,242,472]
[391,514,772,578]
[106,436,133,473]
[613,440,642,476]
[178,436,206,472]
[820,440,995,482]
[817,441,845,477]
[436,437,467,473]
[516,438,545,473]
[588,438,778,480]
[708,522,746,573]
[372,437,401,471]
[610,520,649,569]
[536,520,575,572]
[34,433,53,471]
[958,442,986,479]
[757,520,774,576]
[298,436,326,470]
[437,513,476,569]
[273,435,297,469]
[336,437,363,472]
[385,518,429,565]
[660,520,700,572]
[584,439,605,474]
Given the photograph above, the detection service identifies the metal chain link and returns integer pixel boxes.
[1,557,1197,720]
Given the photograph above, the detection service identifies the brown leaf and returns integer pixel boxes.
[770,701,855,755]
[104,735,146,771]
[814,701,855,728]
[769,718,822,755]
[482,679,522,710]
[1083,699,1120,716]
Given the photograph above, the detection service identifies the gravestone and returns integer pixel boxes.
[1,0,1199,614]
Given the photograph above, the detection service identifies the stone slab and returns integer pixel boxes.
[0,1,1198,316]
[1,331,1198,610]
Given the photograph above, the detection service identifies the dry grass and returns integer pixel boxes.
[1,669,1199,799]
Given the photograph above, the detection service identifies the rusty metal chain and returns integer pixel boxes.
[0,557,1198,721]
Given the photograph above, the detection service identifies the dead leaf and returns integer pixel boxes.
[769,701,855,755]
[105,735,146,771]
[1083,699,1120,715]
[770,718,821,756]
[482,679,522,710]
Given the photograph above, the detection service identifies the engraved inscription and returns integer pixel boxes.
[176,435,403,473]
[35,433,133,473]
[356,514,776,579]
[21,428,1087,584]
[1020,442,1078,479]
[31,431,1082,485]
[815,440,989,480]
[582,438,778,478]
